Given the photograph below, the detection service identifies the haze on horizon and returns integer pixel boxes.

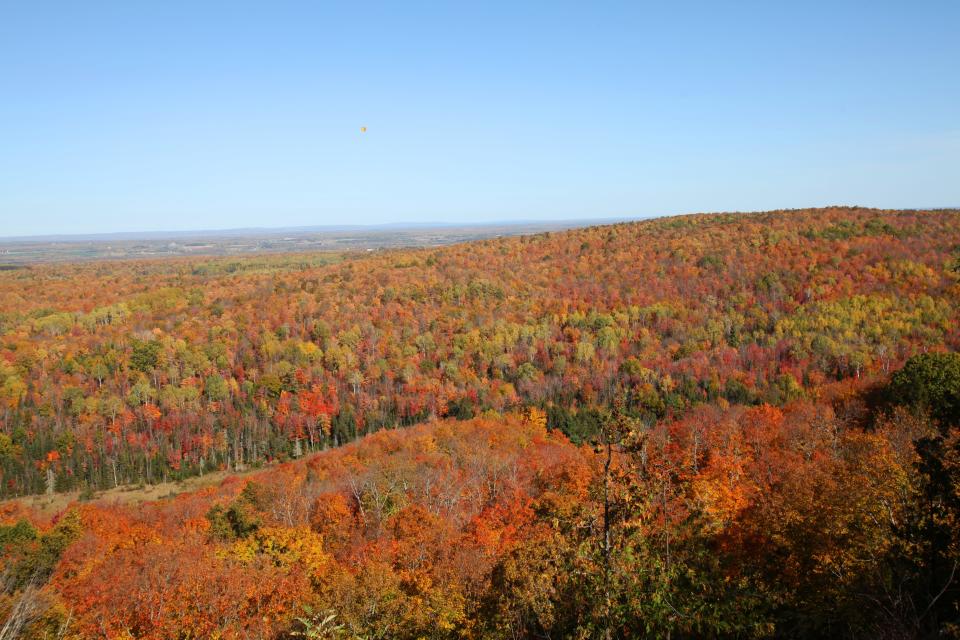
[1,1,958,238]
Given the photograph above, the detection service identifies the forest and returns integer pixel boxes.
[1,206,960,638]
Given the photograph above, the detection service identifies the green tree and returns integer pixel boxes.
[130,339,162,373]
[205,373,229,402]
[887,352,960,429]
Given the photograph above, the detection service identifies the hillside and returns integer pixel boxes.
[1,207,957,497]
[3,369,960,638]
[1,207,960,638]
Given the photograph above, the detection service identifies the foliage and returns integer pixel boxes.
[0,208,958,638]
[0,207,957,497]
[887,351,960,429]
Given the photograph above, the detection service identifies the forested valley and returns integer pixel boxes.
[2,207,960,638]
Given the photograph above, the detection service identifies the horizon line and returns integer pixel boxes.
[2,204,956,243]
[0,215,649,243]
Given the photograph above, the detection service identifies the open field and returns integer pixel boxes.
[0,219,628,264]
[6,467,265,518]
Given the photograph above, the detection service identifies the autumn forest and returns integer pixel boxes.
[2,206,960,639]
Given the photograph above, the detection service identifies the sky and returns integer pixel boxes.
[0,1,958,237]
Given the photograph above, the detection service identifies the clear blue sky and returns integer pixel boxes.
[1,1,957,237]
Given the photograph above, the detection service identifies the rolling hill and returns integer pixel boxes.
[2,206,960,638]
